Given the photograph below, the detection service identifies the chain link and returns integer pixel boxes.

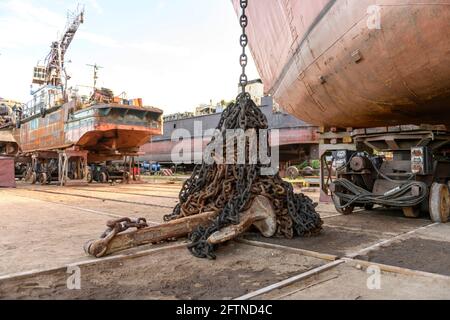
[239,0,249,93]
[99,217,149,242]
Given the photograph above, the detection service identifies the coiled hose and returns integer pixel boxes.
[332,178,429,209]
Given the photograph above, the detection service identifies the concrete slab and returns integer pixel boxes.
[357,235,450,276]
[256,261,450,300]
[324,210,431,235]
[245,226,383,257]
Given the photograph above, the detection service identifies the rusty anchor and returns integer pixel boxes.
[84,196,277,258]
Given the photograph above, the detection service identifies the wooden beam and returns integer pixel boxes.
[85,211,218,258]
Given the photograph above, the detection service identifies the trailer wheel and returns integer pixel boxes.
[39,173,48,185]
[123,171,130,183]
[286,166,299,180]
[29,172,37,185]
[332,194,354,215]
[429,183,450,223]
[403,207,421,218]
[86,170,93,184]
[98,172,108,184]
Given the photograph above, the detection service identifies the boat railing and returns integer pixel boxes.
[22,86,65,120]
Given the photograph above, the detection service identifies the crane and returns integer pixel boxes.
[32,6,84,89]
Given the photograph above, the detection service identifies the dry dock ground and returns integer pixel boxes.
[0,182,450,300]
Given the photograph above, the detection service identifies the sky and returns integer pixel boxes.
[0,0,260,114]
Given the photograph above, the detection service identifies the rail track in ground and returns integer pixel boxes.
[19,187,177,209]
[69,187,179,200]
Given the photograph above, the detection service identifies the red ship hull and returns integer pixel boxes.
[233,0,450,128]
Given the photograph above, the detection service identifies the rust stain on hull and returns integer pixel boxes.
[233,0,450,128]
[14,102,163,161]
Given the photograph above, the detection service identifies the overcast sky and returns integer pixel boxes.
[0,0,260,114]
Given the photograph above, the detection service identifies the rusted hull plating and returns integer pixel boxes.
[15,102,163,161]
[233,0,450,128]
[141,127,319,163]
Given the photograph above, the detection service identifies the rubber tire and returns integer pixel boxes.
[30,172,37,185]
[86,170,93,184]
[39,173,48,185]
[332,194,354,215]
[429,183,450,223]
[286,166,300,180]
[99,172,108,184]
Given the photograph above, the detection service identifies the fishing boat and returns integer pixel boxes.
[14,8,163,185]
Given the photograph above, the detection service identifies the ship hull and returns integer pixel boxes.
[140,104,319,164]
[15,103,162,162]
[233,0,450,128]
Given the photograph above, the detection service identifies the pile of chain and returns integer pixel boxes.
[164,94,323,259]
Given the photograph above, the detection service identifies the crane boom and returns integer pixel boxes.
[32,7,84,87]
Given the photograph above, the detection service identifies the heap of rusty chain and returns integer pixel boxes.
[163,94,323,259]
[163,0,322,259]
[95,0,322,259]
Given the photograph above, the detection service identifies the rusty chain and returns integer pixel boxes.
[99,217,149,243]
[163,0,322,259]
[95,0,322,259]
[164,94,323,259]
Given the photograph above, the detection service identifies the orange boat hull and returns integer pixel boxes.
[15,103,163,161]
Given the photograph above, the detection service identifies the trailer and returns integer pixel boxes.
[318,125,450,222]
[233,0,450,223]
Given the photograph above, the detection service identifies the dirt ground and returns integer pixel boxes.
[1,182,450,300]
[0,243,326,300]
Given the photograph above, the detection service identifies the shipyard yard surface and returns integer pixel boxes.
[1,181,449,300]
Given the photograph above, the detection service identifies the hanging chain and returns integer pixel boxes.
[162,0,323,259]
[239,0,249,93]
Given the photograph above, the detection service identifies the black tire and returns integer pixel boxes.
[29,172,37,185]
[39,173,48,185]
[98,172,108,184]
[332,194,354,215]
[429,183,450,223]
[286,166,300,180]
[86,170,93,184]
